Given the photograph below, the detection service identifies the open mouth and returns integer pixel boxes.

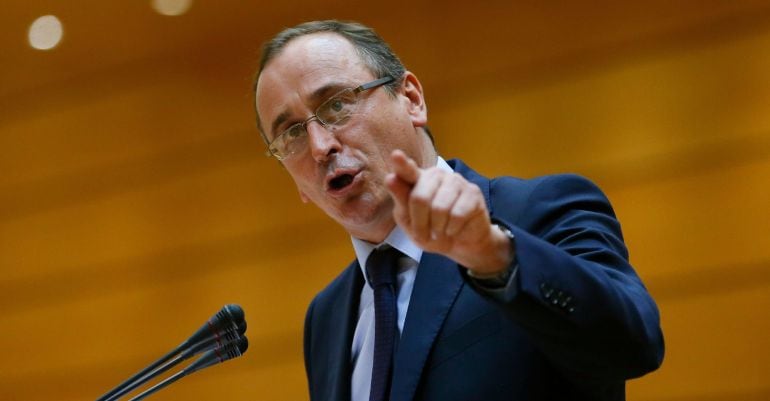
[328,173,355,191]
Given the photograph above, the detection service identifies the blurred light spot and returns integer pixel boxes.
[28,15,63,50]
[151,0,193,16]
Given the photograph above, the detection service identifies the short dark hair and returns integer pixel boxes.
[253,20,434,145]
[256,20,405,96]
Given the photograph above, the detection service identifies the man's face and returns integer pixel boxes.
[255,33,428,242]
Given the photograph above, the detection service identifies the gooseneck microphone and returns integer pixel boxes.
[103,321,246,401]
[96,304,248,401]
[127,336,249,401]
[181,304,245,351]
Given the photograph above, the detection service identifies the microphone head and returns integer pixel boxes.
[219,326,240,344]
[227,336,249,359]
[237,336,249,354]
[184,304,246,349]
[221,304,245,326]
[185,336,249,374]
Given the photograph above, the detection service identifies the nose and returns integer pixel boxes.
[306,119,341,162]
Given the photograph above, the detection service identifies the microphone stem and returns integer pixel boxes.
[97,343,183,401]
[126,370,187,401]
[102,350,188,401]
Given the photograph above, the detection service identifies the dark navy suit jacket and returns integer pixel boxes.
[303,159,664,401]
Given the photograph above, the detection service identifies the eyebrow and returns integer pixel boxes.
[268,81,351,138]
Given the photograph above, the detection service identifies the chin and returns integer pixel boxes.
[333,197,393,237]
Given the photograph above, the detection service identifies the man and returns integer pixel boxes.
[253,20,664,401]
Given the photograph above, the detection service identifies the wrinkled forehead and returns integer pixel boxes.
[255,33,372,130]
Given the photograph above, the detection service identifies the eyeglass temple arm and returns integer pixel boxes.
[355,76,395,93]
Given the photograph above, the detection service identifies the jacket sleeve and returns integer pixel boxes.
[470,174,664,381]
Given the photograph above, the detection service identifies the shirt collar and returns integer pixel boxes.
[351,156,453,279]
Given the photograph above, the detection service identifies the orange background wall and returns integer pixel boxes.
[1,1,769,400]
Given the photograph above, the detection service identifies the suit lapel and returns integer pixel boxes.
[389,252,465,401]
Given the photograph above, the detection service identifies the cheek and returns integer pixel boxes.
[283,163,318,193]
[347,114,400,149]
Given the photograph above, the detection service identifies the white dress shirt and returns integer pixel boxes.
[349,157,453,401]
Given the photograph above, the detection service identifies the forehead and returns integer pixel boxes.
[255,33,373,132]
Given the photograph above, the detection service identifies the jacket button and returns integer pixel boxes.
[540,283,553,298]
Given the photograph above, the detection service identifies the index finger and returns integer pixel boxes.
[390,149,421,185]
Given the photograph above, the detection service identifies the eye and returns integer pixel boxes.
[318,90,357,124]
[286,125,304,139]
[323,93,355,115]
[330,99,344,112]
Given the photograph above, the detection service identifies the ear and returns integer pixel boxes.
[401,71,428,128]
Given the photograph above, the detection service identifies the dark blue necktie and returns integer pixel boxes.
[366,246,402,401]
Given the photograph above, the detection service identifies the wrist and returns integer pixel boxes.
[466,223,516,276]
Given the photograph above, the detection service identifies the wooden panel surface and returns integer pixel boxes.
[2,1,770,400]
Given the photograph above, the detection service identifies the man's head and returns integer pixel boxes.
[254,20,436,242]
[255,21,406,136]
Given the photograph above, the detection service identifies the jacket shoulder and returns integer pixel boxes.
[487,172,605,225]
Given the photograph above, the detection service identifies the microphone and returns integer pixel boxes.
[181,304,245,351]
[127,336,249,401]
[97,304,246,401]
[180,334,249,374]
[103,321,246,401]
[178,320,246,360]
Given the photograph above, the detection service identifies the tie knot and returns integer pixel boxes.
[365,246,402,288]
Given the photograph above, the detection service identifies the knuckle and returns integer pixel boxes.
[410,193,431,207]
[420,168,438,182]
[450,208,468,220]
[423,167,438,176]
[432,202,451,215]
[468,184,482,196]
